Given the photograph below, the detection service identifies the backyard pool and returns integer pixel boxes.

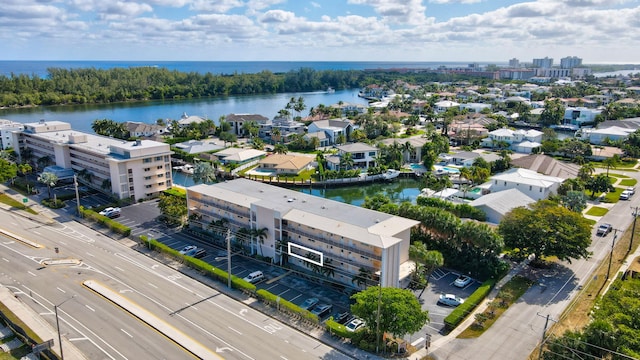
[434,165,460,174]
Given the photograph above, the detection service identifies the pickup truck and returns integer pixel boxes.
[596,223,612,236]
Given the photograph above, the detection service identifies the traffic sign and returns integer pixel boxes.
[23,198,28,203]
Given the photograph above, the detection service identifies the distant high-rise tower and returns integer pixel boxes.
[509,58,520,68]
[560,56,583,69]
[532,57,553,68]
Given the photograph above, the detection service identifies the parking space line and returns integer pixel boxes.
[277,289,290,297]
[289,294,302,302]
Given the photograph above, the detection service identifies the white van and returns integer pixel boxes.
[243,271,264,284]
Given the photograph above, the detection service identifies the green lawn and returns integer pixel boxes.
[619,178,638,187]
[606,173,629,179]
[0,194,38,215]
[585,206,608,216]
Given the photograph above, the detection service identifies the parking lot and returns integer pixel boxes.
[60,193,483,343]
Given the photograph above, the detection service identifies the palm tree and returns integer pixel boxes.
[252,227,268,256]
[36,156,51,171]
[351,267,372,288]
[193,161,216,184]
[339,152,354,170]
[37,172,58,199]
[578,163,595,182]
[459,167,472,185]
[602,155,619,177]
[271,128,282,144]
[273,144,288,154]
[401,141,415,164]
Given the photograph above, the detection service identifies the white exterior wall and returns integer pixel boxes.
[491,179,558,201]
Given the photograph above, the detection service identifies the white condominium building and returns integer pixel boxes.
[186,179,419,288]
[13,120,173,201]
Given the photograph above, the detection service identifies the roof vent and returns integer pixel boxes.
[321,206,326,209]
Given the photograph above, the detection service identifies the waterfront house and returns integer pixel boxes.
[488,168,563,201]
[213,148,266,165]
[510,154,579,179]
[380,137,428,163]
[186,179,419,288]
[336,143,379,169]
[577,126,635,145]
[225,114,270,137]
[173,139,225,155]
[481,128,543,153]
[257,154,313,175]
[307,119,353,145]
[125,121,167,138]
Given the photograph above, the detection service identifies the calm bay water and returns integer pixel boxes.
[0,89,367,133]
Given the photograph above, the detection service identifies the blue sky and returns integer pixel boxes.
[2,0,639,63]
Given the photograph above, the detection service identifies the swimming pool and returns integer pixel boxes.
[433,165,460,174]
[410,163,425,170]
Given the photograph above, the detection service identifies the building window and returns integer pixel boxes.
[143,158,152,163]
[157,174,164,178]
[144,168,151,171]
[145,185,152,188]
[128,169,133,174]
[529,185,532,191]
[144,176,152,180]
[155,156,163,161]
[157,165,163,170]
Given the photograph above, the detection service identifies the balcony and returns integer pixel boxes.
[283,237,378,273]
[283,225,381,261]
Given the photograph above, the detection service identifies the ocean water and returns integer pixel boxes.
[0,60,496,78]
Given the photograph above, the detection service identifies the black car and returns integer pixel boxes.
[311,304,333,318]
[333,311,351,324]
[193,248,207,259]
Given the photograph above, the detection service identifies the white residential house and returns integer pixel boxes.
[449,151,500,167]
[563,107,602,126]
[459,103,492,113]
[481,128,543,153]
[380,137,427,163]
[469,188,536,224]
[577,126,635,145]
[434,100,460,114]
[488,168,563,201]
[307,119,354,145]
[336,143,379,169]
[125,122,167,138]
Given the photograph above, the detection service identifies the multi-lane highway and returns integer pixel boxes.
[0,209,354,360]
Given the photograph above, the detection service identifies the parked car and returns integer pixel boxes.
[345,318,365,332]
[242,271,265,284]
[193,248,207,259]
[597,223,613,236]
[333,311,351,324]
[620,190,632,200]
[453,275,472,288]
[99,207,121,218]
[179,245,197,255]
[438,294,465,307]
[311,304,333,318]
[628,187,636,195]
[300,297,319,310]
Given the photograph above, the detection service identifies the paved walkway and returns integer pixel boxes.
[0,285,87,360]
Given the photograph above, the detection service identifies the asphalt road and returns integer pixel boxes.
[0,209,354,360]
[430,167,640,360]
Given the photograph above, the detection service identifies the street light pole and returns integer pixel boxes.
[73,175,81,217]
[54,295,76,360]
[630,206,639,252]
[606,229,618,281]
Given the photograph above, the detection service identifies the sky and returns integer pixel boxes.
[2,0,640,63]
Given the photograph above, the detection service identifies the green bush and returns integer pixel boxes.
[416,197,486,221]
[41,198,65,208]
[140,235,256,292]
[444,278,496,330]
[326,318,354,338]
[256,289,318,322]
[79,206,131,236]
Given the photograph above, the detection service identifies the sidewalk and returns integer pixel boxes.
[0,286,87,360]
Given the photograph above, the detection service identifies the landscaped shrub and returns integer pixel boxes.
[256,289,318,322]
[41,198,65,208]
[326,318,354,339]
[444,278,496,330]
[416,197,486,221]
[79,206,131,236]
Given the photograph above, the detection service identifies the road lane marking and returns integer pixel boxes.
[2,258,8,262]
[120,329,133,338]
[33,231,41,235]
[3,241,15,245]
[28,271,36,277]
[86,305,95,312]
[59,241,67,245]
[57,287,66,293]
[114,266,124,272]
[280,356,288,360]
[86,252,95,257]
[148,283,158,289]
[228,327,242,335]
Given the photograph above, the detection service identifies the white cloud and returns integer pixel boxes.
[347,0,428,25]
[190,0,245,12]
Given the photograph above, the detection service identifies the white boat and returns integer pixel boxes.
[173,164,194,174]
[382,169,400,181]
[326,87,335,93]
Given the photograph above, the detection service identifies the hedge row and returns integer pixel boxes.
[444,278,496,330]
[140,235,256,293]
[256,289,318,322]
[139,235,324,323]
[79,206,132,236]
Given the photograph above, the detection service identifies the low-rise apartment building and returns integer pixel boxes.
[186,179,419,288]
[13,120,173,201]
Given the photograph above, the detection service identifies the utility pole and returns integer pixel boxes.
[375,283,382,354]
[630,206,639,252]
[606,229,618,281]
[536,312,557,360]
[226,229,232,289]
[54,295,76,360]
